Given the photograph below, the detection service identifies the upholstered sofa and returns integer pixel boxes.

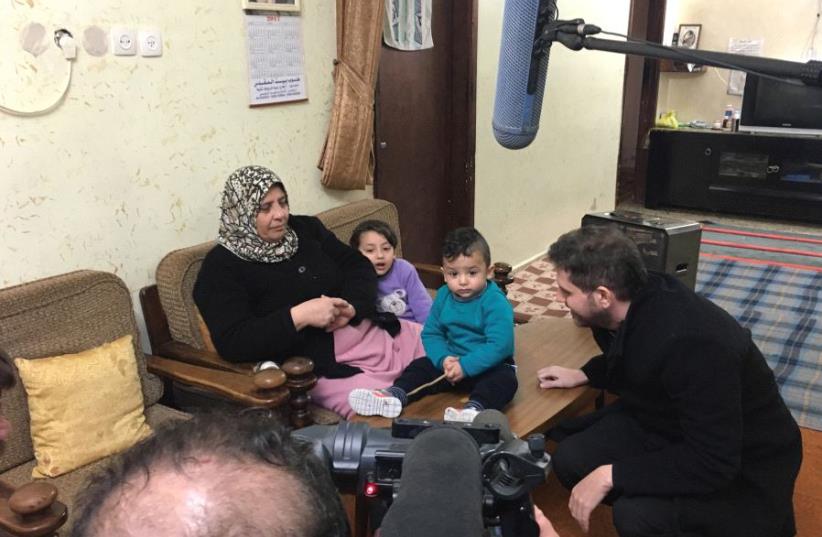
[0,270,190,531]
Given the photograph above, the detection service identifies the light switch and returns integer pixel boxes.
[111,26,136,56]
[139,27,162,57]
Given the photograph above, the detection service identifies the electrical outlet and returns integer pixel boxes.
[111,26,136,56]
[139,27,162,57]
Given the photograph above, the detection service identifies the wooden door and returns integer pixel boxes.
[374,0,477,269]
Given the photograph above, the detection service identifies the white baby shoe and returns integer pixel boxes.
[443,406,479,423]
[253,361,280,372]
[349,388,403,418]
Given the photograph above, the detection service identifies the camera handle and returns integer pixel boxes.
[496,495,539,537]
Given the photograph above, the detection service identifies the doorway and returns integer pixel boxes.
[374,0,477,268]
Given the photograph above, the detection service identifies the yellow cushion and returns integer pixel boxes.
[14,335,152,478]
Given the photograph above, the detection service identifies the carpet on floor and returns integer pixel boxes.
[696,223,822,431]
[700,223,822,270]
[508,223,822,431]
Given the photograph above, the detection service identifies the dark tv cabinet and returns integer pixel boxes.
[645,129,822,224]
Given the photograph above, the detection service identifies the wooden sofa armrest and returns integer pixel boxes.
[147,354,318,427]
[154,340,254,374]
[147,354,290,408]
[0,481,67,537]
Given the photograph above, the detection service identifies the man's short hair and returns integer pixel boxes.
[349,219,399,249]
[72,413,349,537]
[548,226,648,300]
[442,227,491,267]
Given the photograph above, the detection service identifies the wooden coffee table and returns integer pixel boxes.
[354,317,601,438]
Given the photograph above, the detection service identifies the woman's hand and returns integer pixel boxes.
[325,299,356,332]
[537,365,588,389]
[290,296,353,331]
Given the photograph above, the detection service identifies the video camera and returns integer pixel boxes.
[293,416,551,537]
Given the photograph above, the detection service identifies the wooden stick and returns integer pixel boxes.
[406,373,448,397]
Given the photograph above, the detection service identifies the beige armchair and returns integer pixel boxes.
[0,270,192,533]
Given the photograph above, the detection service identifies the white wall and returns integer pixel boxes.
[1,1,370,345]
[658,0,821,123]
[475,0,630,267]
[2,1,633,347]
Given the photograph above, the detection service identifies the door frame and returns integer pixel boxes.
[444,0,478,230]
[616,0,667,204]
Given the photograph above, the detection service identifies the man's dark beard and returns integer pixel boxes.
[571,307,612,329]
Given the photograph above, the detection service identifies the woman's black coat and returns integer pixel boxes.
[194,215,377,377]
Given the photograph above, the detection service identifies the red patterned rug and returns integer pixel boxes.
[507,257,570,322]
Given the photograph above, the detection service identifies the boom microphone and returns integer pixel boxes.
[379,427,484,537]
[493,0,558,149]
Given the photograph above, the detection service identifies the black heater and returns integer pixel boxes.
[581,211,702,290]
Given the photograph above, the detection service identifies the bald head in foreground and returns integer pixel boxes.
[71,413,349,537]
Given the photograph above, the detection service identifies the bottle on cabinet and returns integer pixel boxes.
[722,105,735,131]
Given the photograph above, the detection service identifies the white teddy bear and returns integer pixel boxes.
[377,289,408,316]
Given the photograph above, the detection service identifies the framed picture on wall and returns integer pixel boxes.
[677,24,701,49]
[242,0,300,12]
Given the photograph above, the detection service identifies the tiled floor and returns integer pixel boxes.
[506,257,569,322]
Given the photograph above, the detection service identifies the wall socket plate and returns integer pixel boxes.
[111,26,137,56]
[139,27,162,57]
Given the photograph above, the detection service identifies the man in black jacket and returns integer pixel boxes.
[537,226,802,537]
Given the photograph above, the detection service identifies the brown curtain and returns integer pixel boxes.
[317,0,385,190]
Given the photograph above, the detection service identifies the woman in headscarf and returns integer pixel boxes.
[193,165,425,417]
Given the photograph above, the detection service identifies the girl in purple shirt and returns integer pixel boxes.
[350,220,432,324]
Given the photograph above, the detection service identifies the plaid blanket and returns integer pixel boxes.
[697,255,822,431]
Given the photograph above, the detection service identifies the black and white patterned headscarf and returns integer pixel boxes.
[217,165,299,263]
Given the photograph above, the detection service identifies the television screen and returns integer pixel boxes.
[740,74,822,134]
